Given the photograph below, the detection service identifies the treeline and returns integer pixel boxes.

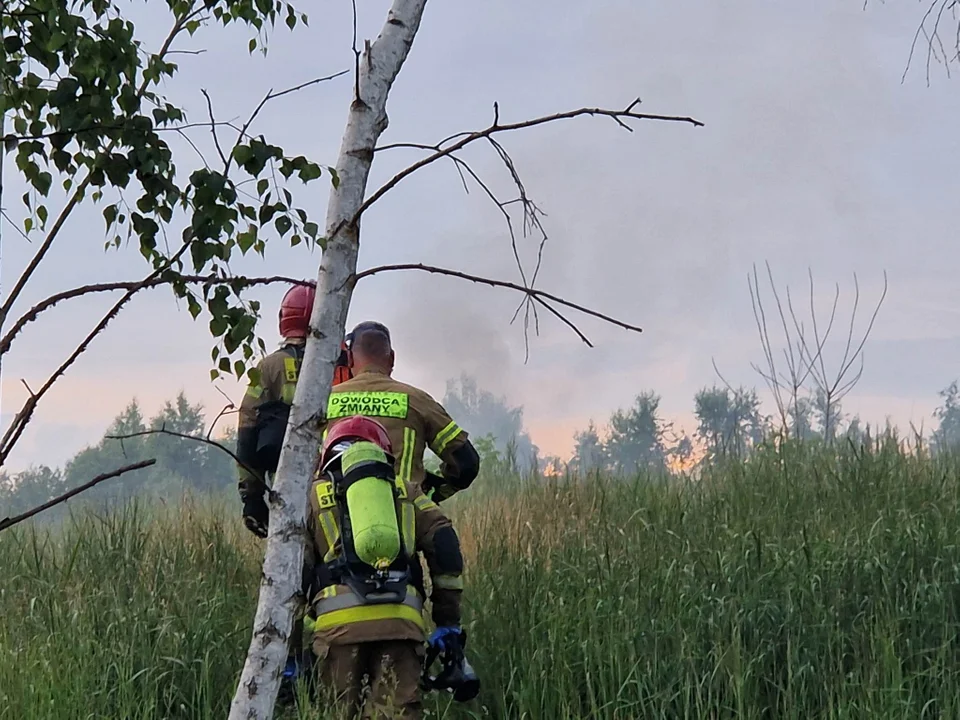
[559,378,960,476]
[0,393,235,519]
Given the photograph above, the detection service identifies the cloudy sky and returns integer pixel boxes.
[2,0,959,471]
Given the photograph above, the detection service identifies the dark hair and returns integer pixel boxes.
[351,328,392,359]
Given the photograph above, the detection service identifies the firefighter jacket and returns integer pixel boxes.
[236,338,304,501]
[302,469,464,646]
[326,368,476,501]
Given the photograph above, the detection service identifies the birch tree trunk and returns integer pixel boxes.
[228,1,428,717]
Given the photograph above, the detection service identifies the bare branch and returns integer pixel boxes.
[200,88,229,167]
[347,100,702,240]
[0,273,309,356]
[206,402,237,441]
[351,262,643,341]
[106,427,257,480]
[0,460,157,533]
[224,69,348,174]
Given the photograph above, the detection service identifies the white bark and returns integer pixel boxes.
[227,2,428,718]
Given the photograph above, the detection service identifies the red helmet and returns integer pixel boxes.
[279,283,316,338]
[320,415,393,469]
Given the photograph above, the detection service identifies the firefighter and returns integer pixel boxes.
[329,321,481,503]
[235,282,351,537]
[302,415,473,719]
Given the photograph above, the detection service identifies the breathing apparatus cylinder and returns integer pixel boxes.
[339,441,401,568]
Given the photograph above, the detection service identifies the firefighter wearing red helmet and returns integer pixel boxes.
[235,282,318,537]
[300,415,472,719]
[326,320,481,505]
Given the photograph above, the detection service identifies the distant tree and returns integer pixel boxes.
[442,374,538,469]
[932,381,960,454]
[0,465,67,517]
[694,386,765,460]
[813,388,844,442]
[788,395,817,442]
[669,431,695,471]
[570,420,607,475]
[844,414,868,448]
[605,392,669,474]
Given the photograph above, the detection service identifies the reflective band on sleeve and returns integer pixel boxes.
[284,357,298,382]
[431,421,462,456]
[245,384,263,399]
[327,391,409,419]
[281,383,296,403]
[432,574,464,591]
[413,495,437,512]
[401,500,415,557]
[399,427,415,482]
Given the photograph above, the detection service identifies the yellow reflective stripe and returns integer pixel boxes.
[327,391,409,419]
[431,421,462,455]
[283,356,298,382]
[245,384,263,399]
[399,427,415,482]
[318,510,340,563]
[401,500,415,557]
[432,574,464,591]
[281,383,296,403]
[413,495,437,512]
[311,602,425,631]
[303,616,318,633]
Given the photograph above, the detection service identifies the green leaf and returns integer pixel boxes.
[218,356,231,372]
[275,215,292,237]
[233,145,254,166]
[24,217,32,233]
[257,178,269,196]
[37,204,48,228]
[304,221,319,239]
[103,204,118,229]
[35,172,52,196]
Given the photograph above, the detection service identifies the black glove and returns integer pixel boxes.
[242,495,269,538]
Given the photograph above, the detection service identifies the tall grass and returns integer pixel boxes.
[4,441,960,718]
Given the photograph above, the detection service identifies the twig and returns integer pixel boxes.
[200,88,229,167]
[106,427,258,480]
[225,70,348,174]
[207,402,237,441]
[337,100,701,248]
[350,262,643,341]
[0,460,156,533]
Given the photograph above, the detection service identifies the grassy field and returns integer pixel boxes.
[3,439,960,718]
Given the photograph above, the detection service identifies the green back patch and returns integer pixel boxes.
[327,391,408,419]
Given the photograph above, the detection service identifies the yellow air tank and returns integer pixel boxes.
[340,441,401,568]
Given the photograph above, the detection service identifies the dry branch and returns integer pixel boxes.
[349,99,701,240]
[106,427,258,481]
[351,262,643,341]
[0,459,157,533]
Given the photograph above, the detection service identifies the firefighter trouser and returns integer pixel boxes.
[315,640,425,720]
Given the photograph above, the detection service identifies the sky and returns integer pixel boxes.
[1,0,959,471]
